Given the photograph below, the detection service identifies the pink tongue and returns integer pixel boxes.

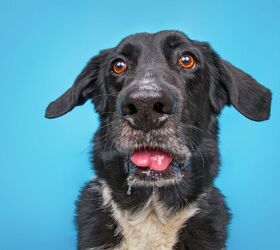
[130,150,173,172]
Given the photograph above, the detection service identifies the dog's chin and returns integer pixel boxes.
[124,159,190,190]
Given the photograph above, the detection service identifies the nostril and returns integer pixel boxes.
[122,103,137,116]
[128,103,137,115]
[153,102,165,114]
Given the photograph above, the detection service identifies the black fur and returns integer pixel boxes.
[46,31,271,250]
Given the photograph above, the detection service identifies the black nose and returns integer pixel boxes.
[120,89,175,131]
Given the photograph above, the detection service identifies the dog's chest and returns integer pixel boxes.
[111,199,198,250]
[101,181,199,250]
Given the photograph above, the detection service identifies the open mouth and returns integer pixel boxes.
[130,149,173,172]
[124,147,190,190]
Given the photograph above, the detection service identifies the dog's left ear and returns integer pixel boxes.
[210,60,272,121]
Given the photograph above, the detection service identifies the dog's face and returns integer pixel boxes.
[46,31,271,188]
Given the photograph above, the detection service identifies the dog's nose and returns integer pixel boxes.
[120,88,175,131]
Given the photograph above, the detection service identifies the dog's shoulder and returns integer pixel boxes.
[76,179,122,250]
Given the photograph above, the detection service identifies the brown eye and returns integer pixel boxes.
[112,59,127,74]
[178,53,196,69]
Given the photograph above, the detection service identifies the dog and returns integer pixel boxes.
[45,30,271,250]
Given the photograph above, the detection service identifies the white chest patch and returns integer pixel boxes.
[100,181,199,250]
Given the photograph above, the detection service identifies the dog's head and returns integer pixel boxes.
[46,31,271,189]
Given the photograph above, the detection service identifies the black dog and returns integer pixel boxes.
[46,31,271,250]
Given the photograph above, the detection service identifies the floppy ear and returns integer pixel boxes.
[45,51,108,119]
[210,59,272,121]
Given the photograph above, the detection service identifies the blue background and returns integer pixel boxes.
[0,1,279,249]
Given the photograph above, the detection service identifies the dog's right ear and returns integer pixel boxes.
[45,50,109,119]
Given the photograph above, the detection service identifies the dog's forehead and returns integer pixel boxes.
[116,30,192,52]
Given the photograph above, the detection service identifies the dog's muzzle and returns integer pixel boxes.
[114,79,190,188]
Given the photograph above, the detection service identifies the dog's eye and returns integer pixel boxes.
[112,59,127,75]
[178,53,196,69]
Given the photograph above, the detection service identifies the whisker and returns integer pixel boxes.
[186,136,205,169]
[98,120,117,130]
[185,125,204,133]
[91,93,119,100]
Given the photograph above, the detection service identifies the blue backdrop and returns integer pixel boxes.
[0,1,279,249]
